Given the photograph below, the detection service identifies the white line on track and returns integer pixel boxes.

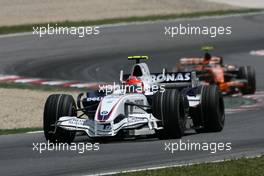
[0,32,32,39]
[26,131,43,134]
[82,154,263,176]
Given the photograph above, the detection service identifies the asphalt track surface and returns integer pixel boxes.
[0,13,264,176]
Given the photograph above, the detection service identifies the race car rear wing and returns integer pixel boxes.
[121,71,199,88]
[151,72,191,83]
[180,57,222,65]
[128,56,149,63]
[152,71,200,88]
[180,58,204,65]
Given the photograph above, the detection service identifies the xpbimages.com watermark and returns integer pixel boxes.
[164,140,232,154]
[32,24,100,37]
[32,141,100,154]
[164,24,232,38]
[98,72,192,95]
[98,82,165,95]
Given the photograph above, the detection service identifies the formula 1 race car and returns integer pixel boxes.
[176,46,256,95]
[43,56,225,143]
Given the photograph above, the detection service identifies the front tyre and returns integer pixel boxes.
[153,89,186,139]
[44,94,76,143]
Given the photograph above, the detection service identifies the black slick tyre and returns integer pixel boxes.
[43,94,76,143]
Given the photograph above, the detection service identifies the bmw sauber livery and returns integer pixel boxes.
[43,56,225,143]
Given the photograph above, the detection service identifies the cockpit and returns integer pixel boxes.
[132,65,143,77]
[130,63,150,78]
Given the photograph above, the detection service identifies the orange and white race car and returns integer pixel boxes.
[176,46,256,95]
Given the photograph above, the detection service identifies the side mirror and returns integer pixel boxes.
[120,70,124,83]
[162,68,167,76]
[191,71,200,87]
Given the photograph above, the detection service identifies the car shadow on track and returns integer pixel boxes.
[73,130,198,144]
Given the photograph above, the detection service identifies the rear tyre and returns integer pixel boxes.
[239,66,256,95]
[153,89,186,139]
[44,94,76,143]
[196,85,225,133]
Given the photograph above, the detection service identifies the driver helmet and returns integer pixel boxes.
[125,76,144,93]
[203,52,212,64]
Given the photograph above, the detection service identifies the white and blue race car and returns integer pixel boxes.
[43,56,225,143]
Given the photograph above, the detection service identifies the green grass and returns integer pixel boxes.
[0,9,262,35]
[0,128,42,135]
[118,156,264,176]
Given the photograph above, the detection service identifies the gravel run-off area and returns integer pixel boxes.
[0,0,240,26]
[0,88,79,129]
